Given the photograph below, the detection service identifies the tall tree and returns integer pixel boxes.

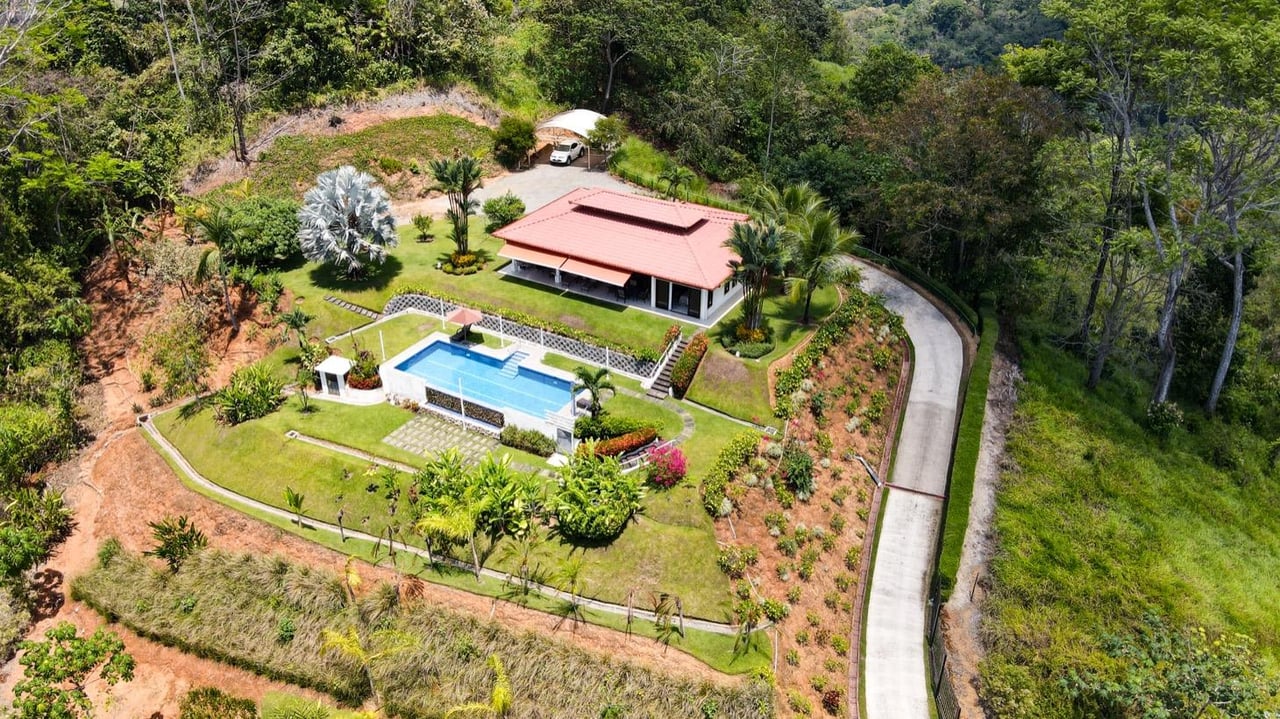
[12,623,135,719]
[190,203,247,333]
[788,208,860,324]
[429,156,484,256]
[724,221,789,332]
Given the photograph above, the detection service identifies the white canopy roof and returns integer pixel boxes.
[315,355,353,375]
[537,109,606,140]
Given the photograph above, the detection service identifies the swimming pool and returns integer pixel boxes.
[394,341,572,418]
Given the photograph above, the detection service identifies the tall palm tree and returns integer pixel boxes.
[297,165,398,277]
[416,497,485,579]
[724,221,789,332]
[788,208,861,324]
[571,366,615,419]
[191,203,247,332]
[429,156,485,255]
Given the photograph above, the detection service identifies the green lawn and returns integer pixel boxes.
[981,342,1280,716]
[152,398,732,620]
[247,115,495,200]
[686,284,840,425]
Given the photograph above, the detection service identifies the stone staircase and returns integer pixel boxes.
[646,337,689,399]
[323,295,382,320]
[499,351,529,378]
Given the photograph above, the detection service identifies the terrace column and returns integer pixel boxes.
[650,276,657,309]
[555,267,562,284]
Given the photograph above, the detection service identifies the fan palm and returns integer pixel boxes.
[788,208,861,323]
[430,156,485,255]
[191,203,247,332]
[571,366,615,419]
[297,166,397,277]
[724,221,789,332]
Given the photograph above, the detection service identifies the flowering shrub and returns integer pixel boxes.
[577,427,657,457]
[670,333,709,398]
[645,444,687,488]
[661,324,682,351]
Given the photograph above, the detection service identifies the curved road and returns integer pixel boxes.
[857,263,965,719]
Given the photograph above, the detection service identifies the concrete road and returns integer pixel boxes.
[394,164,635,223]
[857,262,965,719]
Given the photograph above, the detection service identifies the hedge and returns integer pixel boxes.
[773,291,902,417]
[574,415,657,440]
[699,430,763,516]
[499,426,557,457]
[936,305,998,599]
[391,285,662,362]
[670,334,709,399]
[578,427,657,458]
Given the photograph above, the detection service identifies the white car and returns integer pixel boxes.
[549,140,585,165]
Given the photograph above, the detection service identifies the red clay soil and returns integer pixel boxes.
[715,320,902,718]
[0,245,743,717]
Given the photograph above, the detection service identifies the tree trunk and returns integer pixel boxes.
[1205,248,1245,414]
[219,266,240,333]
[470,537,481,580]
[1078,136,1128,348]
[157,0,186,101]
[802,286,814,325]
[1086,249,1132,389]
[1151,256,1186,405]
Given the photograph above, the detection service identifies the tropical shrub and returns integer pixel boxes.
[0,403,73,490]
[347,348,381,390]
[179,687,257,719]
[716,546,759,578]
[554,452,645,541]
[574,415,656,440]
[699,430,762,516]
[491,116,536,168]
[733,342,774,359]
[412,214,433,241]
[781,441,816,500]
[482,192,526,232]
[226,196,301,268]
[579,427,657,458]
[144,515,208,572]
[670,333,709,399]
[645,444,687,488]
[498,426,557,457]
[761,599,789,622]
[213,363,285,424]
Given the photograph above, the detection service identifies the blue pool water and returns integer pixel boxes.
[396,341,572,417]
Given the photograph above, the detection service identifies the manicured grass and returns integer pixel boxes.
[153,400,732,619]
[936,306,997,599]
[686,284,840,426]
[981,342,1280,716]
[248,115,495,200]
[276,221,693,360]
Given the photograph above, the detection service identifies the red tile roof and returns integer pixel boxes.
[492,188,749,290]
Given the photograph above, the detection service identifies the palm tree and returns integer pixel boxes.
[320,623,416,710]
[724,221,789,332]
[788,208,861,324]
[429,156,485,255]
[747,182,824,227]
[445,653,513,718]
[277,306,314,348]
[553,557,588,629]
[416,498,485,579]
[284,486,305,526]
[191,203,247,332]
[297,166,398,277]
[571,366,615,419]
[658,163,695,200]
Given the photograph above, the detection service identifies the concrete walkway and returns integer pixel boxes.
[857,262,965,719]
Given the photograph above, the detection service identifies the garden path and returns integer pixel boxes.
[380,412,500,464]
[857,262,965,719]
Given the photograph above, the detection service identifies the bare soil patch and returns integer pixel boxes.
[184,86,502,197]
[941,349,1022,719]
[715,320,903,718]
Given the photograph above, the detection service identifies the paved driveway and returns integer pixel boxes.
[857,261,965,719]
[394,164,636,223]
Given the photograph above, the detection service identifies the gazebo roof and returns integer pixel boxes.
[315,355,353,375]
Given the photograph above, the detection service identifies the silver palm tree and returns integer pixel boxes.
[297,165,398,276]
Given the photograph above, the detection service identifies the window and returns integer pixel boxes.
[706,287,714,308]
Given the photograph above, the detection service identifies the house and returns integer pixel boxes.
[491,188,750,324]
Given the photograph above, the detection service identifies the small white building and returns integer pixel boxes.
[314,355,353,397]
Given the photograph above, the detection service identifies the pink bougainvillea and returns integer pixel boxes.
[646,444,687,488]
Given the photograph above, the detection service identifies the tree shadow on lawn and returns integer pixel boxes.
[308,254,403,294]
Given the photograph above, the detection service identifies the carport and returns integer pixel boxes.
[534,109,606,167]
